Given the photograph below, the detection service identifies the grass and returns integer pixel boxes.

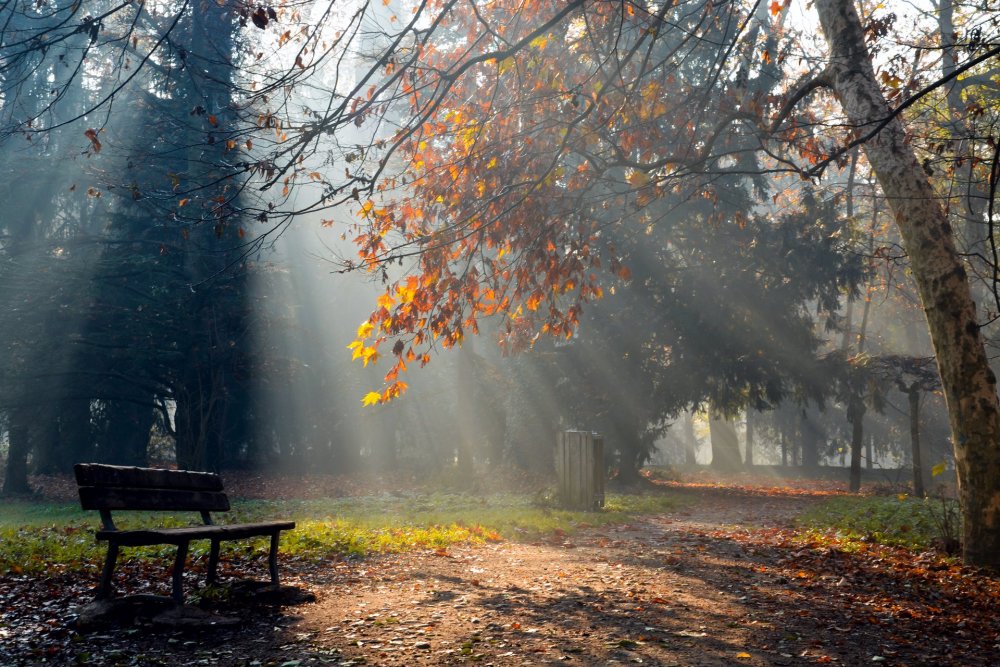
[796,494,960,551]
[0,492,677,575]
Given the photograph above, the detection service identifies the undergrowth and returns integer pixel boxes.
[796,494,960,552]
[0,492,676,575]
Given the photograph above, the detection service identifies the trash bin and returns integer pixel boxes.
[555,430,605,511]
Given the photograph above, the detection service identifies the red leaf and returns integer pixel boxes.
[84,128,101,153]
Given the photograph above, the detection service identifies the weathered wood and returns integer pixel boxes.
[97,542,119,600]
[74,463,223,492]
[93,521,295,546]
[172,541,189,604]
[79,487,231,512]
[74,463,296,605]
[555,431,605,511]
[207,539,221,584]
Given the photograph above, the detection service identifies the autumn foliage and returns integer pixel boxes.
[349,0,789,402]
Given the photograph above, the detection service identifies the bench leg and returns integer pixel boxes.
[268,533,280,586]
[172,541,189,604]
[207,538,221,585]
[96,542,119,600]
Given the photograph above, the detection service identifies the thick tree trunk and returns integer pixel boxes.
[815,0,1000,567]
[98,400,154,467]
[708,413,741,471]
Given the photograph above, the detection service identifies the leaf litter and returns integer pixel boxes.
[1,474,998,665]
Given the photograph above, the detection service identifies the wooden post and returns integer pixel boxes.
[555,431,605,511]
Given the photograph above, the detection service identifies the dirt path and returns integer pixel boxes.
[288,487,994,666]
[287,487,824,666]
[3,485,996,666]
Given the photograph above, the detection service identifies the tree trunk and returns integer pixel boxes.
[781,429,787,467]
[708,413,741,471]
[455,340,476,477]
[848,386,866,492]
[2,408,33,495]
[61,400,95,469]
[799,409,821,470]
[815,0,1000,568]
[30,404,62,475]
[744,410,754,467]
[909,383,926,498]
[616,442,643,484]
[683,411,698,466]
[98,400,154,467]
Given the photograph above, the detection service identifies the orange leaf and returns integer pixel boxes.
[83,128,102,153]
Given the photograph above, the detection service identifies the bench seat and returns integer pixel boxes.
[96,521,296,547]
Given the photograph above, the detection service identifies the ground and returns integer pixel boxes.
[2,478,998,666]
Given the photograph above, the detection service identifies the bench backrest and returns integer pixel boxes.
[74,464,231,518]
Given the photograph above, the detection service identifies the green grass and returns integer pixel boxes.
[0,492,677,575]
[796,494,959,550]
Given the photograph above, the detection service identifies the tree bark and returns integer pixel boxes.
[708,413,741,471]
[908,383,926,498]
[2,408,33,495]
[780,429,787,467]
[848,390,865,493]
[799,409,821,470]
[683,411,698,466]
[815,0,1000,568]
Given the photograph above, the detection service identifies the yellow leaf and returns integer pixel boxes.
[356,321,375,339]
[362,391,382,406]
[627,170,650,187]
[529,35,549,50]
[931,462,948,477]
[736,652,752,660]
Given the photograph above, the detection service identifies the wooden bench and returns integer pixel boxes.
[74,463,296,604]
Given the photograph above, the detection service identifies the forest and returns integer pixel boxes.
[2,0,1000,663]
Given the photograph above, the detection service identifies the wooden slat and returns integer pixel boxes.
[78,486,231,512]
[95,521,296,547]
[555,430,604,511]
[74,463,223,492]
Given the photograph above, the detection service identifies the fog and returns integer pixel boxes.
[0,0,960,495]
